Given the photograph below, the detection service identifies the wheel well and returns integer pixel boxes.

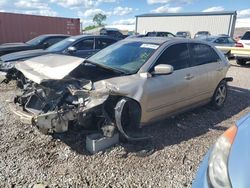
[104,96,142,129]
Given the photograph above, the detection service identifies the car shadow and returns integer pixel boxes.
[53,86,250,156]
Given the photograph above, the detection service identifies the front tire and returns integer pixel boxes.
[211,80,228,109]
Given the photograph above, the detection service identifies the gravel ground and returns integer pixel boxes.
[0,60,249,188]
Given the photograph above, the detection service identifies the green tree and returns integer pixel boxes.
[93,13,106,26]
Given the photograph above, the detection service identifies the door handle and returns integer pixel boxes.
[184,74,194,80]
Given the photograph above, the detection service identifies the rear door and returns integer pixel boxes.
[188,43,223,101]
[72,38,95,58]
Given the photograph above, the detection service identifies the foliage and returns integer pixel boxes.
[93,13,107,26]
[84,25,98,31]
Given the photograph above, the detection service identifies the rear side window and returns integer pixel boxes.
[189,43,220,67]
[154,43,189,71]
[215,37,229,44]
[95,38,116,49]
[242,31,250,40]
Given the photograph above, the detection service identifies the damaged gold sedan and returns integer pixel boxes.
[11,37,232,140]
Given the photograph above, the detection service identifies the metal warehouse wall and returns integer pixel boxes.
[136,13,236,37]
[0,12,80,43]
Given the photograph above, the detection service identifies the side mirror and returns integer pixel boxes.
[67,46,77,53]
[152,64,174,75]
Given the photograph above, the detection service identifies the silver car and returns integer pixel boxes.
[11,37,232,140]
[203,35,236,58]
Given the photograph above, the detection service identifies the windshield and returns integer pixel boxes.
[26,35,46,45]
[46,37,76,52]
[88,41,158,74]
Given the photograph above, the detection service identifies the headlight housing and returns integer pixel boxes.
[207,125,237,188]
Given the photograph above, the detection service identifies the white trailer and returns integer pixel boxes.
[135,11,237,37]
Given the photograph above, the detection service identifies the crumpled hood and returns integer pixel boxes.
[15,54,85,84]
[0,49,46,62]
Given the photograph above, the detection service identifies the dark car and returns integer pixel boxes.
[100,28,127,39]
[176,31,191,38]
[194,31,211,39]
[145,31,175,37]
[0,34,69,56]
[0,35,118,73]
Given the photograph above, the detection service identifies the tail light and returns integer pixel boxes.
[235,42,243,47]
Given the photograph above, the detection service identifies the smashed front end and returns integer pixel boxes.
[14,78,107,133]
[11,54,146,140]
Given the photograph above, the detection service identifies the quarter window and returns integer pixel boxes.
[189,43,220,67]
[154,43,189,71]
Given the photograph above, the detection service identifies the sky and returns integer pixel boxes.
[0,0,250,28]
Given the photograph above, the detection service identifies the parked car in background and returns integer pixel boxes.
[0,35,118,75]
[11,37,232,140]
[193,113,250,188]
[0,34,69,56]
[145,31,175,37]
[203,36,236,58]
[235,31,250,65]
[100,28,127,40]
[194,31,211,39]
[176,31,191,38]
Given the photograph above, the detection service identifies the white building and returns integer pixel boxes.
[135,11,237,37]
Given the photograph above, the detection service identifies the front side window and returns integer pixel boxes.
[189,43,220,67]
[95,38,116,49]
[73,39,94,50]
[153,43,189,71]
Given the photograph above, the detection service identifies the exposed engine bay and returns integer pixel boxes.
[12,55,149,141]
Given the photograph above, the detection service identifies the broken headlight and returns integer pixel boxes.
[207,125,237,188]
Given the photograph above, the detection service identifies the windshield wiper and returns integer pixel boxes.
[84,59,127,75]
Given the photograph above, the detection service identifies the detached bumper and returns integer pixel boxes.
[9,103,33,124]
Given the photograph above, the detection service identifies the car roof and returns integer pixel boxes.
[66,34,118,40]
[123,36,207,45]
[40,34,70,37]
[123,37,174,44]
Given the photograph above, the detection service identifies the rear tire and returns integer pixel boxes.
[236,59,246,65]
[211,80,228,110]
